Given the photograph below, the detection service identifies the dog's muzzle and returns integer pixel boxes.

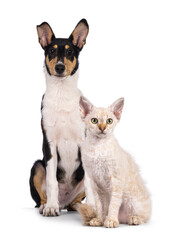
[55,63,65,75]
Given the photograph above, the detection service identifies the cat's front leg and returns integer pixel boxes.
[104,178,122,228]
[89,184,103,227]
[84,172,95,207]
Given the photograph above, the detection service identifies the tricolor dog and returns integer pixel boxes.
[29,19,89,216]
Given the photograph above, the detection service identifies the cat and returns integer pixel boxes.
[77,96,151,228]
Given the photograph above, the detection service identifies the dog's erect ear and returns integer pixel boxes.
[109,98,124,120]
[69,19,89,50]
[79,96,94,119]
[37,22,55,49]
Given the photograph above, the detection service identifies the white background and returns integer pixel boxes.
[0,0,180,239]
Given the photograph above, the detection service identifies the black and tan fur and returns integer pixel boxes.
[29,19,89,213]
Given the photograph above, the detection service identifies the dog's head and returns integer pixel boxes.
[37,19,89,78]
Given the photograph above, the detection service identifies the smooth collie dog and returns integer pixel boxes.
[29,19,89,216]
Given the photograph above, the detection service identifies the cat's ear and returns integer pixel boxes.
[109,98,124,120]
[37,22,55,49]
[69,19,89,50]
[79,96,94,119]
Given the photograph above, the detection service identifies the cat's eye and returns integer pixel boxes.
[107,118,113,124]
[91,118,98,124]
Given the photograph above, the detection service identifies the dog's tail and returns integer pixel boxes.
[76,203,96,225]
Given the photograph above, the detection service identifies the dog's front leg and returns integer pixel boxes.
[43,145,60,216]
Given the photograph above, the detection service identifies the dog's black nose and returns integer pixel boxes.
[55,64,65,74]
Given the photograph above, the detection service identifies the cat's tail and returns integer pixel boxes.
[76,203,96,225]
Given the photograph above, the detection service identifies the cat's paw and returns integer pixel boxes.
[43,204,60,217]
[89,218,103,227]
[128,216,144,225]
[104,217,119,228]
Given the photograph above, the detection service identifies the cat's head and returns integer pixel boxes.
[79,96,124,138]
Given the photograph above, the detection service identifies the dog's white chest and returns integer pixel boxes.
[43,104,84,143]
[42,72,84,144]
[42,72,85,178]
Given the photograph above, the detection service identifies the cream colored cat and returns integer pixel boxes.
[78,96,151,228]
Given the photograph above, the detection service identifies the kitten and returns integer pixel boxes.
[78,96,151,228]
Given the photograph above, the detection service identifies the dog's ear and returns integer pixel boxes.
[69,19,89,50]
[109,98,124,120]
[37,22,55,49]
[79,96,94,119]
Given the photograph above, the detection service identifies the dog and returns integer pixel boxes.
[29,19,89,216]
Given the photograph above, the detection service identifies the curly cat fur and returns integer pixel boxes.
[78,97,152,228]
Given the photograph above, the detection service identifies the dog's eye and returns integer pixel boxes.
[66,49,72,56]
[91,118,98,124]
[49,48,55,54]
[107,118,113,124]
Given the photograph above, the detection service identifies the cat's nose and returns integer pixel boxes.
[99,123,106,132]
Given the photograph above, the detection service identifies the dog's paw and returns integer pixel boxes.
[104,217,119,228]
[39,204,46,214]
[43,204,60,217]
[89,218,103,227]
[128,216,144,225]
